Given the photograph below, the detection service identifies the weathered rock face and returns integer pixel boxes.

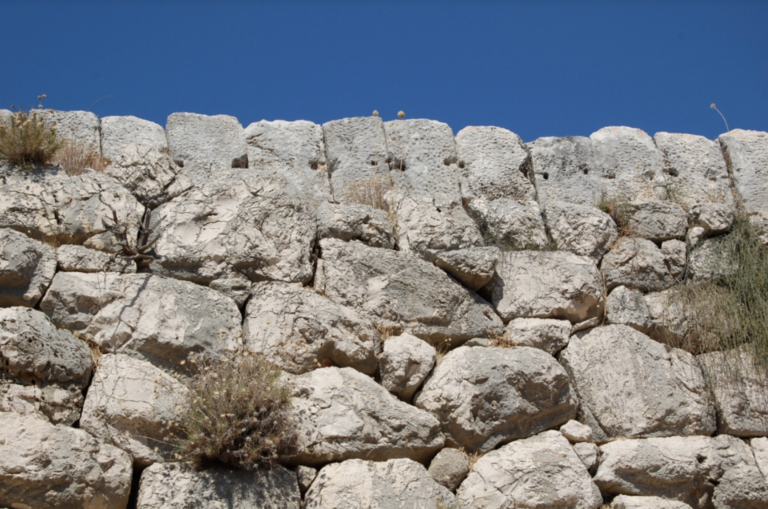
[503,317,572,355]
[612,495,694,509]
[57,244,136,273]
[38,109,101,153]
[81,354,188,467]
[560,325,716,442]
[314,238,503,346]
[698,347,768,437]
[166,112,248,175]
[379,333,436,401]
[243,282,379,375]
[602,237,677,292]
[137,462,301,509]
[40,272,243,373]
[245,119,331,205]
[488,250,604,323]
[305,458,456,509]
[0,165,145,251]
[719,130,768,240]
[0,228,56,307]
[286,367,445,466]
[544,202,618,260]
[662,239,687,279]
[574,442,599,473]
[0,411,132,509]
[456,126,549,250]
[560,419,594,443]
[594,434,768,509]
[0,307,92,425]
[625,201,688,241]
[690,203,733,237]
[414,346,577,452]
[149,168,315,285]
[529,135,601,207]
[316,201,394,249]
[434,246,500,291]
[605,285,654,333]
[457,430,603,509]
[428,448,469,491]
[606,286,690,344]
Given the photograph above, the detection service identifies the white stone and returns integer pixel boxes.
[606,286,653,333]
[626,201,688,241]
[612,495,693,509]
[573,442,599,472]
[434,246,500,291]
[57,244,136,273]
[379,333,436,401]
[503,317,572,355]
[751,437,768,482]
[661,239,687,279]
[295,465,317,496]
[529,135,601,207]
[38,109,101,153]
[0,228,56,307]
[414,346,577,452]
[428,448,469,491]
[690,203,734,236]
[560,419,594,443]
[601,237,676,292]
[544,202,618,260]
[316,201,394,249]
[208,273,251,308]
[166,112,247,175]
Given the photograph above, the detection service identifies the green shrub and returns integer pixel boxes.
[176,353,296,470]
[0,108,63,168]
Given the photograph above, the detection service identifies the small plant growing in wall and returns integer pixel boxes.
[0,107,63,168]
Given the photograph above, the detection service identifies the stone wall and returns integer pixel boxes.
[1,109,768,508]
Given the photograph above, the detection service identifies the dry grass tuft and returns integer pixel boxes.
[53,137,110,176]
[596,191,633,237]
[342,175,393,212]
[176,353,296,470]
[0,108,63,168]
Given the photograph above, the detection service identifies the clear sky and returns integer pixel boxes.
[1,0,765,142]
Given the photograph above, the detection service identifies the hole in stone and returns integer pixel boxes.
[443,158,451,166]
[232,154,248,169]
[458,161,466,169]
[583,169,589,175]
[370,161,378,166]
[542,172,549,180]
[309,161,319,170]
[665,167,679,177]
[174,160,184,168]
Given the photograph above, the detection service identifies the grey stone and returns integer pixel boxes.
[529,135,601,207]
[456,430,602,509]
[428,448,469,492]
[626,201,688,241]
[606,285,653,334]
[38,109,101,153]
[573,442,599,473]
[644,288,690,345]
[601,237,676,292]
[465,195,549,250]
[314,238,503,347]
[295,465,317,496]
[286,367,445,466]
[612,495,693,509]
[137,462,300,509]
[0,228,56,307]
[305,458,456,509]
[149,168,315,285]
[544,201,618,260]
[379,333,436,401]
[560,419,594,443]
[503,317,572,355]
[316,201,395,249]
[751,437,768,482]
[488,250,604,323]
[560,325,716,442]
[57,244,136,273]
[208,273,251,308]
[434,246,500,291]
[687,236,735,282]
[690,203,733,237]
[0,383,85,426]
[166,112,247,176]
[243,282,379,375]
[661,239,687,279]
[0,411,132,509]
[414,346,577,453]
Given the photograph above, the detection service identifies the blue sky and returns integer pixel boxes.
[1,0,765,142]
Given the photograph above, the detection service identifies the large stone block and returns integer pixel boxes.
[0,228,56,308]
[166,112,247,175]
[543,201,618,260]
[601,237,677,292]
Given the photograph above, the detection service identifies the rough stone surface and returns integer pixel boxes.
[0,165,145,251]
[315,238,503,346]
[661,239,687,279]
[149,168,315,285]
[456,430,602,509]
[81,354,188,467]
[752,437,768,481]
[414,346,577,452]
[626,201,689,241]
[316,201,394,249]
[379,333,436,401]
[428,448,469,492]
[544,201,618,259]
[166,112,247,175]
[560,325,716,442]
[560,419,594,443]
[305,458,457,509]
[0,411,132,509]
[687,236,734,282]
[612,495,694,509]
[40,272,242,373]
[243,282,379,375]
[606,285,653,333]
[245,119,331,205]
[654,132,734,210]
[719,130,768,240]
[690,203,733,236]
[287,367,445,466]
[0,228,56,307]
[529,135,601,207]
[503,317,572,355]
[0,383,85,426]
[434,246,500,291]
[488,250,604,323]
[644,288,690,344]
[101,115,191,207]
[137,462,301,509]
[38,109,101,153]
[601,237,676,292]
[698,347,768,437]
[295,465,317,496]
[57,244,136,273]
[573,442,599,473]
[208,273,251,308]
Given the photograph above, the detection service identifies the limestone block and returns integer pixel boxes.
[0,109,11,125]
[101,115,191,208]
[428,448,469,492]
[544,201,618,259]
[314,238,503,347]
[503,317,572,355]
[574,442,599,473]
[626,201,688,241]
[560,419,594,443]
[560,325,716,442]
[719,130,768,240]
[661,239,687,279]
[654,132,734,209]
[414,346,577,452]
[137,462,300,509]
[612,495,693,509]
[644,288,690,344]
[286,367,444,465]
[243,282,379,375]
[166,112,247,175]
[456,430,602,509]
[606,285,653,333]
[57,244,136,273]
[488,250,604,323]
[305,458,456,509]
[687,236,734,282]
[751,437,768,482]
[529,135,601,207]
[690,203,733,236]
[38,109,101,153]
[316,201,394,249]
[0,411,132,509]
[149,168,315,285]
[81,354,188,467]
[295,465,317,496]
[0,228,56,307]
[434,245,499,291]
[379,333,436,401]
[40,272,242,373]
[465,195,549,250]
[0,383,84,425]
[208,273,251,308]
[0,165,145,251]
[601,237,676,292]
